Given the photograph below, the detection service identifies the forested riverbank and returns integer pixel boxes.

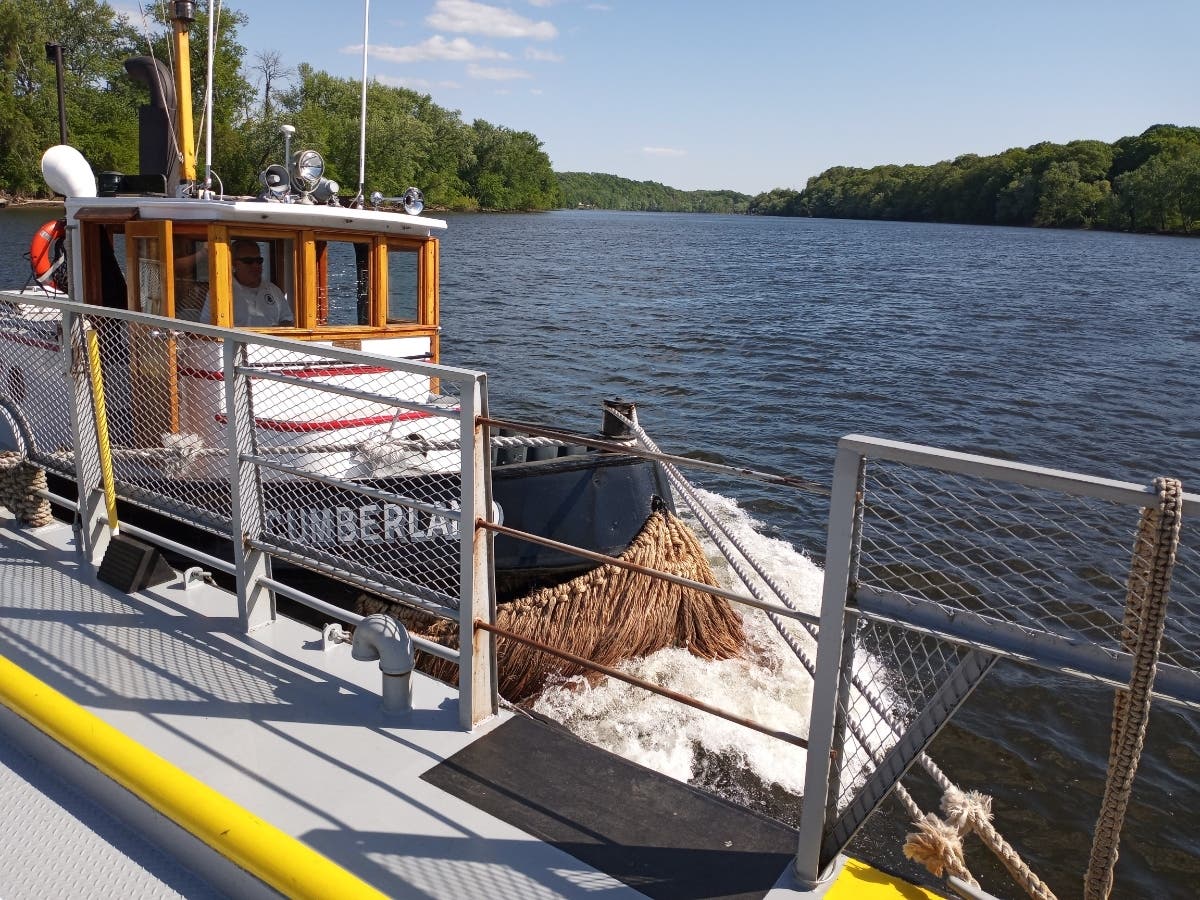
[4,4,1196,232]
[559,127,1200,236]
[748,125,1200,234]
[0,1,559,211]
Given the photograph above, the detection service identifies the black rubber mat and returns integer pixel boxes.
[421,715,796,900]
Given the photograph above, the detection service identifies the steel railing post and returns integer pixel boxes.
[457,374,496,729]
[795,441,864,887]
[64,309,108,564]
[224,338,273,630]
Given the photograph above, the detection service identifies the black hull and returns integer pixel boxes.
[492,452,673,598]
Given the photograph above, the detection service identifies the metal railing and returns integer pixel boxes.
[795,434,1200,888]
[0,295,494,728]
[7,295,1200,896]
[462,418,1200,899]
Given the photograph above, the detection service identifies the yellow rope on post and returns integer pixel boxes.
[84,325,119,535]
[1083,476,1181,900]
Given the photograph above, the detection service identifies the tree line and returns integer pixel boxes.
[0,0,559,210]
[556,172,751,214]
[749,126,1200,234]
[4,3,1196,231]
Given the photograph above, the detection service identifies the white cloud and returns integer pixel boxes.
[530,88,544,95]
[525,47,564,62]
[467,63,534,81]
[528,0,559,7]
[344,36,511,63]
[427,0,558,40]
[587,3,612,11]
[375,74,462,91]
[109,2,142,20]
[643,147,687,157]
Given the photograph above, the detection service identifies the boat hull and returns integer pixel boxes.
[39,450,672,604]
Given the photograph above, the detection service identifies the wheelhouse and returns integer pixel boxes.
[70,198,444,361]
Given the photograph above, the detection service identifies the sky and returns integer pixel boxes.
[127,1,1200,195]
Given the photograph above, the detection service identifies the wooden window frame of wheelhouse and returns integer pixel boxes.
[170,224,438,358]
[125,218,182,439]
[279,229,441,360]
[75,207,138,309]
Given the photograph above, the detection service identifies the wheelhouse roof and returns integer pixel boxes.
[64,195,448,239]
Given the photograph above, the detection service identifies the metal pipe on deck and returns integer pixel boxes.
[352,614,415,713]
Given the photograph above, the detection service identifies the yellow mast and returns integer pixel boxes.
[170,1,196,183]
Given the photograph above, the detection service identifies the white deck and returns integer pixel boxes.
[0,512,667,899]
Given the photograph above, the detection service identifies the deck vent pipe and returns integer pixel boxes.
[351,614,415,713]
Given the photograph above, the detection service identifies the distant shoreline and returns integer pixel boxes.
[0,197,65,209]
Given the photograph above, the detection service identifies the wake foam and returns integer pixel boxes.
[532,488,826,807]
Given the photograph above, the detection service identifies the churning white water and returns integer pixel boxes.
[532,488,826,801]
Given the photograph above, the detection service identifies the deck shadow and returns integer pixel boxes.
[422,715,797,900]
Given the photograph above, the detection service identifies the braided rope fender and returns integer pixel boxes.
[0,452,53,528]
[1083,477,1182,900]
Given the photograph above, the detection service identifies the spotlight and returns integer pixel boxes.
[312,178,340,205]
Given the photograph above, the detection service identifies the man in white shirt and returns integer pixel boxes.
[200,239,293,326]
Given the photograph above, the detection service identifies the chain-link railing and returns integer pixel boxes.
[796,435,1200,892]
[0,294,495,727]
[0,297,74,477]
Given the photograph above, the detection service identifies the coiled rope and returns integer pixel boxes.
[0,452,53,528]
[1083,477,1181,899]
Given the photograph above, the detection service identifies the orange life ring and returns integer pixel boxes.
[30,219,67,286]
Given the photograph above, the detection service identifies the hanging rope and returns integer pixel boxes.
[1083,477,1182,899]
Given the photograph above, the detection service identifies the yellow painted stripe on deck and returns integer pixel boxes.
[828,857,941,899]
[0,652,389,900]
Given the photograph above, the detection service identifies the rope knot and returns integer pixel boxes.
[903,813,973,882]
[942,787,993,831]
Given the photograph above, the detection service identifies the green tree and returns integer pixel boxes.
[464,120,558,210]
[1035,161,1109,227]
[0,0,140,195]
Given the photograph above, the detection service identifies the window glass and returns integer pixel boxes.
[133,235,166,316]
[172,236,208,321]
[98,226,127,309]
[387,247,419,323]
[319,239,371,326]
[110,231,127,277]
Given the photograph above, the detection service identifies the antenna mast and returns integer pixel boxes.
[170,1,197,185]
[203,0,216,195]
[355,0,370,207]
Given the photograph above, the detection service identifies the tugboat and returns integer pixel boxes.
[0,6,674,606]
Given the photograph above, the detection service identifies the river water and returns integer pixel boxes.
[3,206,1198,897]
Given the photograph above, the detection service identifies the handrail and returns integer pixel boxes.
[5,294,482,384]
[479,415,831,494]
[479,518,820,627]
[0,652,389,900]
